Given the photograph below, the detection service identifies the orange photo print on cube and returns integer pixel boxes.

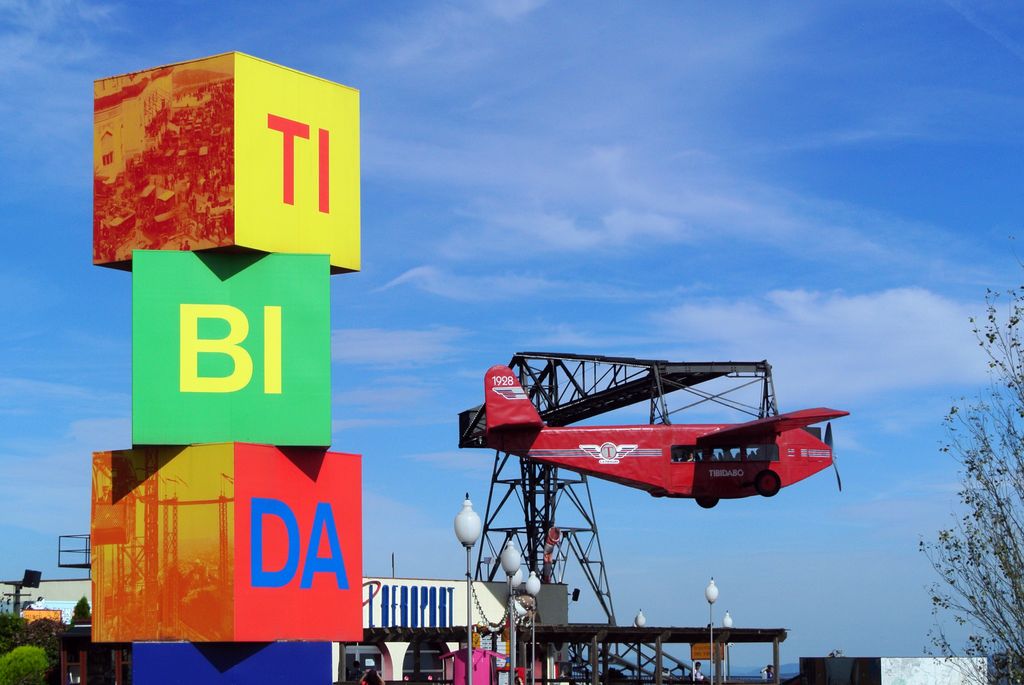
[93,52,360,272]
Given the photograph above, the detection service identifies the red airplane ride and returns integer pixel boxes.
[481,365,848,508]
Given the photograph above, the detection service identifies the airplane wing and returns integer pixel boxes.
[696,407,849,447]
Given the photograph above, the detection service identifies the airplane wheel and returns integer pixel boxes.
[696,496,719,509]
[755,470,781,497]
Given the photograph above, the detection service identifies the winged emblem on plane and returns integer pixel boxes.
[580,442,638,464]
[472,364,849,508]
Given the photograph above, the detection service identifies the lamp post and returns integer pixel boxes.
[525,571,541,685]
[501,540,522,685]
[455,495,482,685]
[722,611,732,681]
[633,610,646,684]
[705,579,718,685]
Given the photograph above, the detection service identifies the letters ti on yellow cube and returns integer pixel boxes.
[94,52,359,272]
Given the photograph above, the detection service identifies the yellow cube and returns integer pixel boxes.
[93,52,359,273]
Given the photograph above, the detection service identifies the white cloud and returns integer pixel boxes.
[0,0,113,70]
[333,383,435,411]
[331,416,449,435]
[365,125,991,282]
[332,326,465,366]
[482,0,547,22]
[440,205,684,257]
[332,417,400,431]
[404,449,492,475]
[379,265,683,302]
[0,377,93,401]
[522,322,656,350]
[358,1,538,71]
[66,416,129,447]
[944,0,1024,63]
[0,417,128,535]
[353,5,1010,284]
[658,288,986,404]
[0,0,117,180]
[0,269,60,315]
[378,265,558,301]
[331,373,459,427]
[360,489,470,579]
[0,376,127,411]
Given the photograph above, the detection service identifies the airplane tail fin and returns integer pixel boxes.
[484,365,544,434]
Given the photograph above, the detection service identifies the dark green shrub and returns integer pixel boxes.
[0,615,24,657]
[16,620,63,671]
[71,598,90,626]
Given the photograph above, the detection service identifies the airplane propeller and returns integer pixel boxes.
[825,422,842,492]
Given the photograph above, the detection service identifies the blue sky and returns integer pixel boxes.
[2,0,1024,665]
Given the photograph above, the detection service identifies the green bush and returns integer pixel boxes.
[16,620,63,672]
[71,597,90,626]
[0,615,24,657]
[0,645,49,685]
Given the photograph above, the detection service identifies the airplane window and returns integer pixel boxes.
[743,444,779,462]
[708,447,742,461]
[670,446,697,463]
[673,445,768,463]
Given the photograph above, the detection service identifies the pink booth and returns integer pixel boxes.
[440,649,505,685]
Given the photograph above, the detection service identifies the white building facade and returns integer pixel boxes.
[334,576,569,683]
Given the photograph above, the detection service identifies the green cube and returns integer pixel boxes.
[132,251,331,446]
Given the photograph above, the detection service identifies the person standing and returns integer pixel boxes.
[361,669,384,685]
[692,661,705,682]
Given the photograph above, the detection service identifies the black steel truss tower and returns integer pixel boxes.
[476,453,616,622]
[459,352,777,626]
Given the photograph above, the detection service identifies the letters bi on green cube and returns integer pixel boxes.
[132,250,331,446]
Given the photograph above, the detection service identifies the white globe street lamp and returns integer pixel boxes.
[632,609,647,682]
[501,540,521,575]
[455,496,482,685]
[511,568,524,590]
[705,579,718,684]
[704,578,718,605]
[525,571,541,685]
[524,570,541,597]
[500,541,522,685]
[722,611,733,680]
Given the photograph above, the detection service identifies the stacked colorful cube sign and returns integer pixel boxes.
[90,52,363,681]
